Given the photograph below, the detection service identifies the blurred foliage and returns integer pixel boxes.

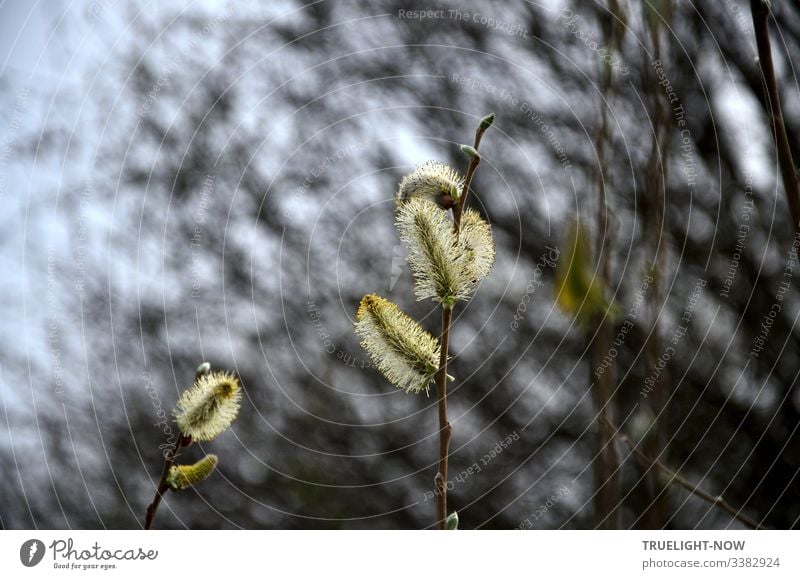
[554,219,617,324]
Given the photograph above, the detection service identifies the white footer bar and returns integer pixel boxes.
[1,530,797,578]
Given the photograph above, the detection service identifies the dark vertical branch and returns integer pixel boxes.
[751,0,800,232]
[588,4,623,531]
[590,334,620,529]
[589,80,620,531]
[638,4,671,529]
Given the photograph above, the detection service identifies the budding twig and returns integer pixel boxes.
[144,362,236,529]
[433,113,494,529]
[144,433,191,530]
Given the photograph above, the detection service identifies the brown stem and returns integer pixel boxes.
[588,17,621,529]
[589,331,620,529]
[616,430,763,530]
[144,434,189,530]
[432,114,494,529]
[751,0,800,232]
[434,306,453,529]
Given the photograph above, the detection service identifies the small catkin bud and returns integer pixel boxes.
[460,144,479,159]
[445,511,459,530]
[196,362,211,377]
[166,454,218,491]
[479,112,496,131]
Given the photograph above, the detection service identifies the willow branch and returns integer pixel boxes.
[588,12,622,529]
[432,114,494,529]
[751,0,800,232]
[144,364,208,529]
[144,434,189,530]
[433,306,453,529]
[639,5,672,529]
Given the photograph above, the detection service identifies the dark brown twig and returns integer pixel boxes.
[144,434,190,530]
[751,0,800,232]
[589,28,620,530]
[640,3,672,529]
[621,432,763,530]
[602,417,763,530]
[587,3,638,529]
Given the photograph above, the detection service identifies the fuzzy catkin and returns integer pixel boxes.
[174,372,241,441]
[396,199,495,305]
[354,294,441,394]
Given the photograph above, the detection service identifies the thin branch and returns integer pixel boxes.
[751,0,800,232]
[452,114,493,231]
[588,9,621,529]
[640,4,671,529]
[605,417,764,530]
[432,114,494,529]
[144,434,189,530]
[433,306,453,529]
